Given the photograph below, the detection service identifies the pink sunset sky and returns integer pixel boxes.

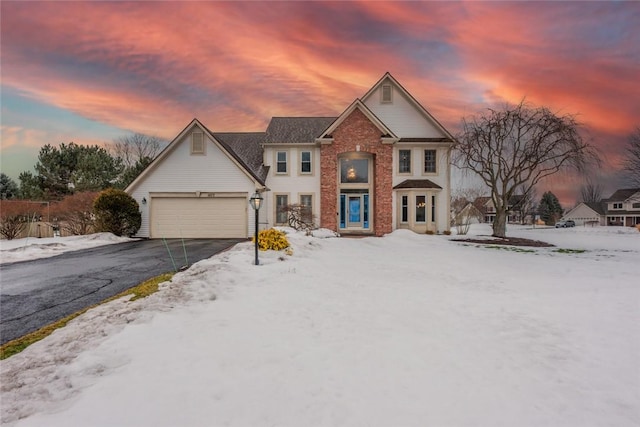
[1,1,638,207]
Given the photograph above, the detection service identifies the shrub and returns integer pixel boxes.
[253,228,290,251]
[0,200,41,240]
[443,230,452,235]
[281,204,316,231]
[93,188,141,236]
[426,230,435,235]
[50,191,98,235]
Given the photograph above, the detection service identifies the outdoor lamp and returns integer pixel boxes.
[249,191,263,265]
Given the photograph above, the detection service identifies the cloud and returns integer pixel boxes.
[1,1,638,202]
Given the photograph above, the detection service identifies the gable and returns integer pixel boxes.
[362,74,454,140]
[564,202,603,219]
[131,128,256,194]
[318,99,396,143]
[126,119,264,193]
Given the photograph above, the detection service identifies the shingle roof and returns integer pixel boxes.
[585,201,607,215]
[264,117,337,144]
[211,132,269,184]
[605,188,640,202]
[393,179,442,190]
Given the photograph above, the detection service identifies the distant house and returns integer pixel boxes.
[473,195,527,224]
[561,202,606,226]
[603,188,640,226]
[451,202,483,226]
[560,188,640,227]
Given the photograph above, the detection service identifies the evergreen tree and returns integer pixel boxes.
[33,143,122,199]
[114,156,153,189]
[18,171,44,200]
[539,191,563,225]
[0,173,19,199]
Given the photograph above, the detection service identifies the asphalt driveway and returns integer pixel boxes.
[0,238,243,345]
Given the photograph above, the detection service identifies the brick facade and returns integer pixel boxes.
[320,108,393,236]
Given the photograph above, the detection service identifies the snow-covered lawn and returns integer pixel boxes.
[1,225,638,426]
[0,233,136,265]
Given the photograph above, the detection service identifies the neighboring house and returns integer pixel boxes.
[561,202,606,226]
[474,195,526,224]
[603,188,640,226]
[559,188,640,227]
[126,73,455,238]
[451,203,483,226]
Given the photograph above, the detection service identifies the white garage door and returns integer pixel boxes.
[151,197,247,238]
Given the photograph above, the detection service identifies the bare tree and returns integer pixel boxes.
[455,99,599,238]
[0,200,42,240]
[580,178,603,203]
[516,184,536,225]
[50,192,99,235]
[111,133,164,168]
[282,204,316,231]
[451,186,485,234]
[623,127,640,186]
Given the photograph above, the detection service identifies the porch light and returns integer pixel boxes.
[142,197,147,205]
[249,191,264,266]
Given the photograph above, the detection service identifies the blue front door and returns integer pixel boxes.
[348,196,361,227]
[340,193,369,230]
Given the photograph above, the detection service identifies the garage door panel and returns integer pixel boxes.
[151,197,247,238]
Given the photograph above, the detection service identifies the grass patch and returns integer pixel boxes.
[553,248,587,254]
[483,245,536,253]
[0,272,174,360]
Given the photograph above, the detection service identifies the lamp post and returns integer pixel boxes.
[249,191,263,265]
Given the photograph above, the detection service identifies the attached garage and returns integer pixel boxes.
[150,194,247,238]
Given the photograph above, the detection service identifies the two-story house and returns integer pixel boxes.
[126,73,455,238]
[603,188,640,226]
[473,195,527,224]
[556,188,640,227]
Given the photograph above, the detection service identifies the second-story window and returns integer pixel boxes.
[399,150,411,173]
[301,151,312,174]
[424,149,436,173]
[276,151,287,174]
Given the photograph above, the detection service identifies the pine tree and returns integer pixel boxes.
[539,191,563,225]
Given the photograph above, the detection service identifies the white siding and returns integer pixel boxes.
[391,145,451,233]
[129,129,259,238]
[363,82,446,138]
[563,203,603,226]
[263,145,321,228]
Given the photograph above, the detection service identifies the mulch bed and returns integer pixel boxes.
[452,236,555,247]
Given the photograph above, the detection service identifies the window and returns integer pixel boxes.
[424,150,436,173]
[381,84,392,103]
[299,194,313,224]
[276,151,287,174]
[191,132,204,154]
[399,150,411,173]
[633,203,640,209]
[431,195,436,223]
[401,195,408,222]
[300,151,312,174]
[416,196,426,222]
[275,194,288,224]
[340,158,369,183]
[613,202,623,209]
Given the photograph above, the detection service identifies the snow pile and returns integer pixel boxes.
[0,233,135,265]
[1,227,638,427]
